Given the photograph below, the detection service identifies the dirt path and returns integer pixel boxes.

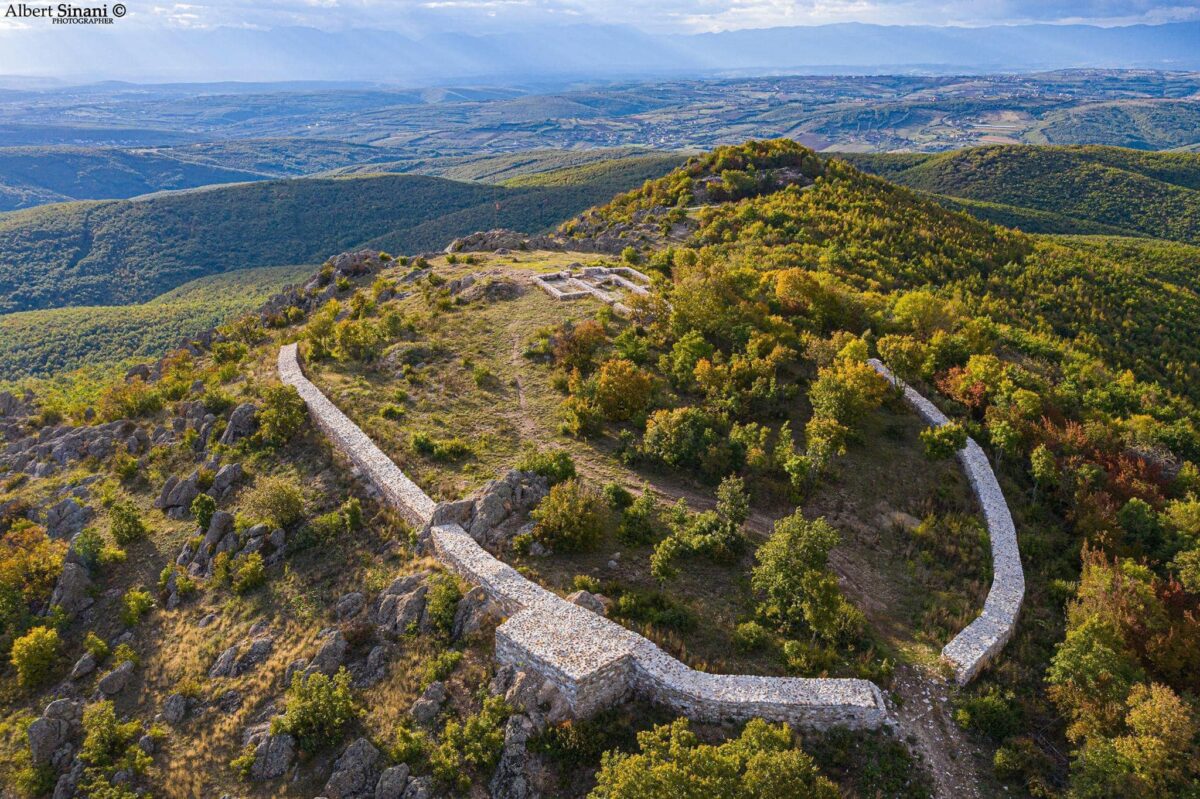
[891,665,990,799]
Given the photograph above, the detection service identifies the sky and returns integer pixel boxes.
[35,0,1200,34]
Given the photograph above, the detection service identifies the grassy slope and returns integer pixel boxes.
[838,144,1200,242]
[0,264,314,380]
[0,166,671,315]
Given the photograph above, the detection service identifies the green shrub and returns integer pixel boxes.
[617,491,661,546]
[591,718,838,799]
[231,743,257,779]
[256,385,307,448]
[390,724,430,767]
[80,700,150,776]
[109,501,147,546]
[919,422,968,460]
[84,631,110,662]
[297,498,363,548]
[601,482,633,510]
[955,688,1023,741]
[514,447,576,485]
[733,620,770,653]
[379,403,405,421]
[421,650,463,688]
[531,479,606,552]
[272,668,357,752]
[232,553,266,594]
[410,432,474,461]
[191,493,216,531]
[111,643,139,667]
[10,626,59,687]
[111,452,139,481]
[243,475,305,528]
[424,573,462,637]
[72,527,104,572]
[120,589,154,627]
[430,696,510,790]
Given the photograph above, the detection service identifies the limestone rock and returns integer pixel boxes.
[162,693,189,725]
[565,590,607,616]
[50,562,93,616]
[307,631,347,676]
[219,403,258,445]
[324,737,382,799]
[45,497,92,539]
[98,661,135,695]
[336,592,365,621]
[374,764,410,799]
[69,651,96,680]
[410,681,446,726]
[249,733,295,781]
[209,645,238,679]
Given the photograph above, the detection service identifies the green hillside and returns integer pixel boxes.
[0,146,270,211]
[839,145,1200,242]
[0,168,664,314]
[0,264,313,380]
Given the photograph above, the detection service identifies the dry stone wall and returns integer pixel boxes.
[278,343,888,730]
[868,359,1025,684]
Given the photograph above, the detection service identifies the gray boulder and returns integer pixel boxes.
[162,693,189,725]
[410,681,447,727]
[401,776,433,799]
[489,714,537,799]
[69,651,96,680]
[307,631,347,676]
[233,635,274,676]
[376,585,428,637]
[324,737,382,799]
[336,592,365,621]
[209,645,238,679]
[219,403,258,445]
[46,497,93,540]
[374,764,410,799]
[98,661,135,695]
[27,716,69,765]
[249,733,295,781]
[50,562,93,616]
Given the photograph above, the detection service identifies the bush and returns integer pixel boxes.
[514,447,576,485]
[297,498,363,549]
[430,696,510,790]
[232,553,266,594]
[272,668,357,752]
[10,626,59,687]
[410,432,474,461]
[191,493,216,531]
[243,475,305,528]
[733,620,770,653]
[424,573,462,637]
[591,718,839,799]
[601,482,634,510]
[120,589,154,627]
[618,491,661,545]
[920,422,968,460]
[81,700,150,775]
[594,359,654,421]
[642,406,730,475]
[256,385,307,448]
[559,396,604,438]
[531,479,606,552]
[552,320,608,372]
[955,688,1023,741]
[421,650,463,688]
[109,501,146,546]
[84,631,110,662]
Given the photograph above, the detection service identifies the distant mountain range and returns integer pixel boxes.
[2,21,1198,84]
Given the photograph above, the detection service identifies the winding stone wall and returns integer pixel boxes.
[279,343,888,729]
[868,359,1024,684]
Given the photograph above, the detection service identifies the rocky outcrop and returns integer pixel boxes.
[45,497,93,540]
[0,419,147,477]
[490,714,538,799]
[27,700,81,767]
[246,730,295,781]
[50,562,93,616]
[429,470,547,550]
[219,403,258,446]
[325,737,382,799]
[98,661,135,695]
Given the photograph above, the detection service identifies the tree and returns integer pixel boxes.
[808,359,887,428]
[256,385,306,448]
[109,502,146,546]
[876,334,926,385]
[660,330,713,389]
[752,512,858,643]
[272,668,357,752]
[10,626,59,687]
[595,359,654,421]
[553,320,608,373]
[531,479,606,552]
[590,718,839,799]
[1046,615,1144,743]
[919,422,967,460]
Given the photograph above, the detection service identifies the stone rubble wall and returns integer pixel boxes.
[277,344,435,529]
[868,359,1024,685]
[279,344,888,730]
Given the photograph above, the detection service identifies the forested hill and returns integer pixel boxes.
[839,144,1200,242]
[0,164,675,314]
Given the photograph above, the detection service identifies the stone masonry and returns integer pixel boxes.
[278,343,889,730]
[869,359,1024,685]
